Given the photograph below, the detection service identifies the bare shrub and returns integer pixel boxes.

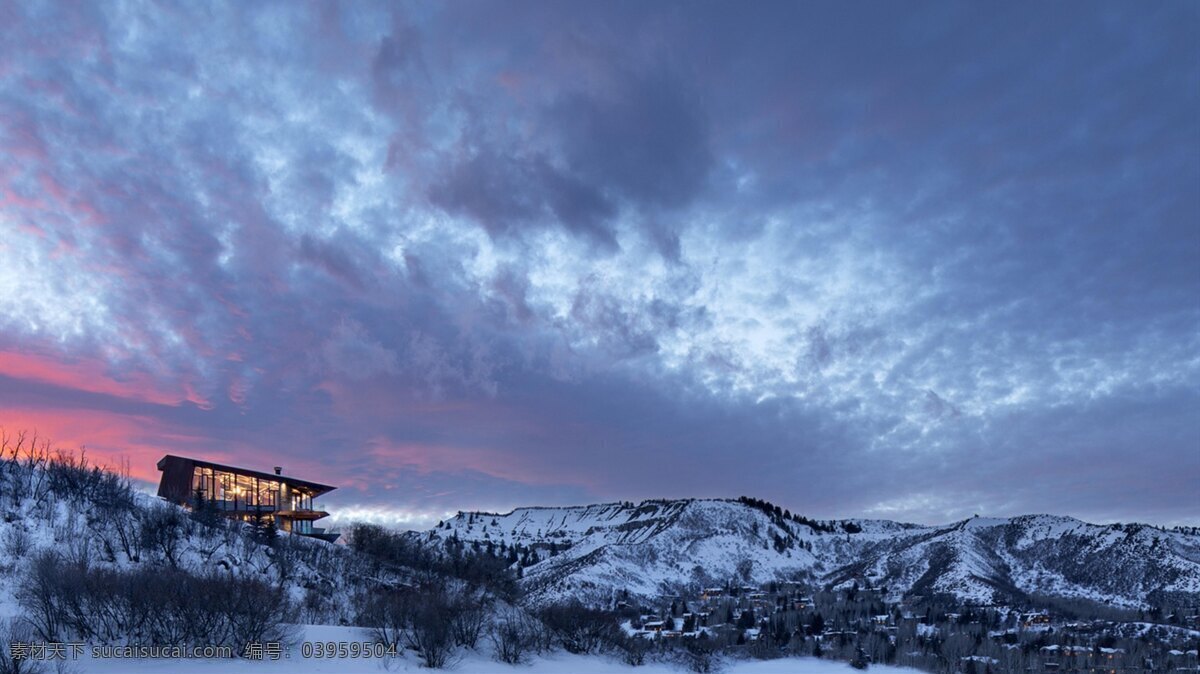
[490,609,537,664]
[221,573,293,647]
[406,584,461,669]
[449,592,489,648]
[617,634,652,666]
[357,582,463,668]
[358,587,411,652]
[300,586,334,624]
[0,618,46,674]
[16,552,290,651]
[2,527,31,559]
[139,506,185,568]
[527,613,557,654]
[105,508,142,563]
[538,601,621,655]
[679,633,721,673]
[17,551,65,641]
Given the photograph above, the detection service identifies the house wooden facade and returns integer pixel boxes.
[156,454,338,542]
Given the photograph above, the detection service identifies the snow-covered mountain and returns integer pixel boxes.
[420,498,1200,608]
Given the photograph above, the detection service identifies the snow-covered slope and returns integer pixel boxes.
[838,514,1200,607]
[421,500,1200,608]
[0,467,371,625]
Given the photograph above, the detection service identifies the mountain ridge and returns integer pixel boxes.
[417,498,1200,609]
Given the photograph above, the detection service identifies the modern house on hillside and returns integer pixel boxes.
[156,454,339,543]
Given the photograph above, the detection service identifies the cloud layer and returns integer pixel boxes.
[1,1,1196,528]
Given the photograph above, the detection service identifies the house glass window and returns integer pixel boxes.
[290,490,313,511]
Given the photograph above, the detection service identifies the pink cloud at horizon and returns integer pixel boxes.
[0,349,204,408]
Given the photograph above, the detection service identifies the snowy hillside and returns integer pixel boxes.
[423,499,1200,608]
[0,453,378,630]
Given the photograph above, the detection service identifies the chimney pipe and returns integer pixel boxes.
[274,466,282,475]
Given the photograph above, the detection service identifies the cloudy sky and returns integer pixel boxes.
[1,1,1197,529]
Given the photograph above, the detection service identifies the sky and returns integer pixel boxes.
[0,1,1197,530]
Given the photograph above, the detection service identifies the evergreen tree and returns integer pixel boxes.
[737,608,756,630]
[252,505,277,545]
[850,646,869,670]
[810,612,825,635]
[262,514,278,543]
[190,486,221,527]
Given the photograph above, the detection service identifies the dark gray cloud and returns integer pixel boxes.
[0,0,1195,529]
[549,69,712,210]
[428,149,618,248]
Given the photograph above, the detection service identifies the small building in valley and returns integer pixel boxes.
[156,454,339,542]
